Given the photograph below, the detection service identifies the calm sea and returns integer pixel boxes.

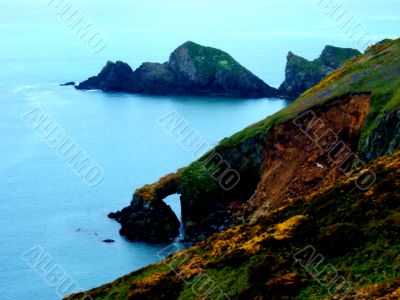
[1,0,398,299]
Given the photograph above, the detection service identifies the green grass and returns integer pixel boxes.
[184,41,244,78]
[179,161,220,203]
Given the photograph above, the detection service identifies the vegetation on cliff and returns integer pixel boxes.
[66,150,400,299]
[278,45,360,100]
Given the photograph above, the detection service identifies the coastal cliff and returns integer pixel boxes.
[110,39,400,244]
[75,41,278,98]
[279,45,360,100]
[66,38,400,299]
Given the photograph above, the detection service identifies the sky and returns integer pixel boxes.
[0,0,399,85]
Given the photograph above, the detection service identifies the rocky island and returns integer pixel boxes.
[74,41,278,98]
[69,42,360,101]
[65,39,400,299]
[279,45,360,100]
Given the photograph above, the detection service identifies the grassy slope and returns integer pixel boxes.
[66,150,400,299]
[219,38,400,150]
[184,41,246,77]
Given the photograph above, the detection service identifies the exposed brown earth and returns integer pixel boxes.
[252,93,371,218]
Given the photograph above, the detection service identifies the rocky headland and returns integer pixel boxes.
[278,45,361,100]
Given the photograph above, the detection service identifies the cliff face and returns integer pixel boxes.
[251,94,370,215]
[278,46,360,100]
[75,41,278,98]
[361,109,400,161]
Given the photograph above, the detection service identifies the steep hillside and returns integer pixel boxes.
[66,150,400,299]
[278,45,360,100]
[110,39,400,243]
[74,41,278,98]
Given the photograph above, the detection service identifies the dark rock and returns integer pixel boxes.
[76,61,134,92]
[107,212,117,218]
[102,239,115,243]
[75,41,278,98]
[279,45,360,100]
[109,196,180,244]
[60,81,76,86]
[361,109,400,161]
[128,62,176,94]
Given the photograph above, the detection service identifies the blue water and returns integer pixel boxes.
[1,0,399,299]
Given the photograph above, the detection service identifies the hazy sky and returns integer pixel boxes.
[1,0,399,85]
[2,0,398,38]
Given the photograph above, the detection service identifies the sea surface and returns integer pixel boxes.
[1,0,399,299]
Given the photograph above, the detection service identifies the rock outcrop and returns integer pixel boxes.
[60,81,76,86]
[108,198,180,244]
[278,45,360,100]
[108,173,181,243]
[75,41,278,98]
[361,109,400,161]
[76,61,135,92]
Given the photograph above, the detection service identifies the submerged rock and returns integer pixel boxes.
[102,239,115,243]
[60,81,76,86]
[279,45,360,100]
[75,41,278,98]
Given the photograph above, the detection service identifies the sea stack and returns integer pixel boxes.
[74,41,279,98]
